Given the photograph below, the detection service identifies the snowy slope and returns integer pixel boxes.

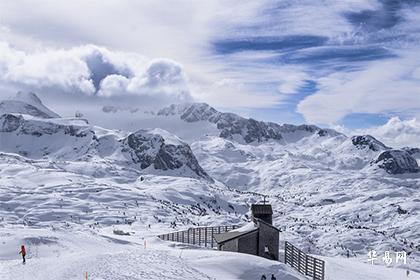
[0,227,305,280]
[1,95,419,279]
[0,226,418,280]
[156,103,420,273]
[190,135,420,271]
[0,102,212,180]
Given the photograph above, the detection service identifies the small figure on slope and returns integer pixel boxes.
[19,245,26,264]
[271,274,277,280]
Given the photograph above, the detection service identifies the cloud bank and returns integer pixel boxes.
[354,117,420,149]
[1,0,420,144]
[297,51,420,124]
[0,43,193,104]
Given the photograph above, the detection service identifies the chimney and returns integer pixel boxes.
[251,203,273,225]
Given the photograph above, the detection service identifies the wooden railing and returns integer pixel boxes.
[157,225,240,248]
[285,241,325,280]
[158,227,326,279]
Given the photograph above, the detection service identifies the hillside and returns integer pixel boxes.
[0,93,419,278]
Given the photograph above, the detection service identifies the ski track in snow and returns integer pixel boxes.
[3,251,210,280]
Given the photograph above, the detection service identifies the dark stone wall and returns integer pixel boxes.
[220,238,238,252]
[218,223,279,261]
[257,222,279,260]
[237,231,258,256]
[252,213,272,225]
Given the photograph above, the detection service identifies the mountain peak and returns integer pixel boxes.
[158,102,340,143]
[351,135,390,151]
[13,91,43,106]
[374,149,419,174]
[0,91,60,118]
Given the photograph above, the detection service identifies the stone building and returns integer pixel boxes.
[213,204,280,260]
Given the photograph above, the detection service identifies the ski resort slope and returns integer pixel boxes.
[0,226,304,280]
[0,226,418,280]
[1,94,419,279]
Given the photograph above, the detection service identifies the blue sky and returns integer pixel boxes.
[0,0,420,145]
[205,0,420,127]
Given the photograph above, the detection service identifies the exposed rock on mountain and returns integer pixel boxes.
[351,135,389,151]
[0,114,24,132]
[0,113,95,160]
[121,129,212,181]
[402,147,420,157]
[1,93,420,272]
[374,149,419,174]
[158,103,339,143]
[0,95,211,181]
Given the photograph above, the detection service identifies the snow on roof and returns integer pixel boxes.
[213,222,258,244]
[230,222,258,233]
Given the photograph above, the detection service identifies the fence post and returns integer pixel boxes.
[313,258,316,279]
[193,228,195,244]
[205,227,208,247]
[298,250,302,273]
[198,228,201,246]
[211,227,214,248]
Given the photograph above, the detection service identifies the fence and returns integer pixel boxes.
[157,225,239,248]
[158,228,326,279]
[284,241,325,280]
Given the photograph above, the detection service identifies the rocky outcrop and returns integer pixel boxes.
[0,113,212,180]
[351,135,389,151]
[0,113,96,159]
[0,114,24,132]
[0,93,212,181]
[374,150,419,174]
[121,129,213,181]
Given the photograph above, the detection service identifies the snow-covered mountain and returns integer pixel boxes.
[0,91,60,118]
[0,93,211,181]
[158,103,340,144]
[1,93,419,277]
[158,102,419,175]
[156,102,420,269]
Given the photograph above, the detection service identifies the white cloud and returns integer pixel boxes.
[277,72,309,95]
[0,43,193,105]
[1,0,420,125]
[0,0,378,112]
[191,77,280,108]
[297,50,420,124]
[353,117,420,148]
[1,43,96,94]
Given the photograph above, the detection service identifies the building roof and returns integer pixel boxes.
[214,223,258,244]
[251,204,273,215]
[214,219,280,244]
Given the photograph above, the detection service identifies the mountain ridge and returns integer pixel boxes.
[158,102,341,144]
